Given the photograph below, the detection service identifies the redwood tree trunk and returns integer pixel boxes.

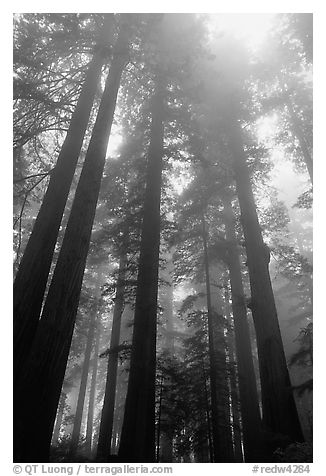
[13,14,114,379]
[118,77,165,463]
[201,215,234,462]
[211,312,235,462]
[13,23,129,463]
[226,116,303,445]
[97,251,127,461]
[69,303,98,461]
[86,316,101,457]
[223,293,243,462]
[222,193,263,461]
[202,361,214,463]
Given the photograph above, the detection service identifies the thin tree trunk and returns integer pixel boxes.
[86,316,101,457]
[226,116,304,446]
[156,375,164,462]
[69,302,98,460]
[13,22,129,463]
[224,293,243,462]
[118,77,165,463]
[110,364,128,455]
[201,215,234,462]
[222,194,263,461]
[52,392,67,445]
[211,308,235,462]
[157,252,175,463]
[13,14,114,378]
[201,359,214,463]
[228,354,243,462]
[97,251,127,461]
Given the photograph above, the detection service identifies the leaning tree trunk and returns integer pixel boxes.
[97,250,128,461]
[69,301,99,461]
[226,115,304,446]
[13,22,130,463]
[201,215,234,463]
[118,77,165,463]
[222,193,263,462]
[85,315,101,457]
[13,14,114,379]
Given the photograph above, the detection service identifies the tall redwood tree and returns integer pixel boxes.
[225,112,303,445]
[118,76,165,462]
[13,14,115,378]
[13,19,130,462]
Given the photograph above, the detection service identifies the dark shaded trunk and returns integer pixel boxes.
[69,303,98,460]
[13,23,129,463]
[201,215,234,462]
[13,15,114,378]
[52,392,67,445]
[86,316,101,457]
[228,353,243,462]
[118,77,165,463]
[202,359,214,463]
[222,194,263,461]
[97,252,127,461]
[226,116,304,446]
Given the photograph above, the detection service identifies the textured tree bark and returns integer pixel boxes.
[118,77,165,463]
[85,315,101,457]
[222,194,263,461]
[226,115,304,445]
[97,251,127,461]
[13,14,114,379]
[69,302,98,461]
[13,22,129,463]
[201,215,234,462]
